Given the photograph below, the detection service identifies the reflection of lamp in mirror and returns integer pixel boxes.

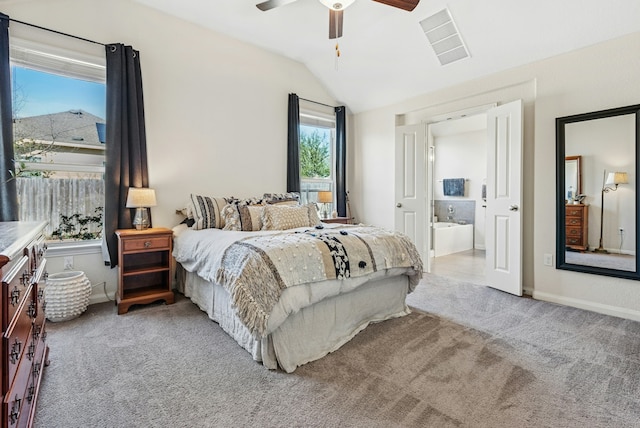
[126,187,157,230]
[317,191,333,219]
[594,171,628,253]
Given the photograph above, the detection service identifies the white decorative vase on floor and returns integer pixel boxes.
[45,271,92,322]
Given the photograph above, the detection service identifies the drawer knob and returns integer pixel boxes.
[10,286,20,306]
[9,396,21,424]
[33,325,41,341]
[21,270,30,286]
[10,339,22,364]
[27,342,35,361]
[144,241,152,248]
[27,301,37,319]
[26,384,35,403]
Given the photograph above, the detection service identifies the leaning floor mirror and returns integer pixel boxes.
[556,104,640,279]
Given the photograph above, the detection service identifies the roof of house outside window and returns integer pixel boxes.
[13,109,105,148]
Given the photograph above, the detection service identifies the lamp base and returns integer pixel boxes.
[592,247,609,254]
[132,207,150,230]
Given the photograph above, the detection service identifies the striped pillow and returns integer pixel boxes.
[221,203,265,231]
[189,194,229,230]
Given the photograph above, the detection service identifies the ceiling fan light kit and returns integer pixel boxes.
[318,0,356,10]
[257,0,420,39]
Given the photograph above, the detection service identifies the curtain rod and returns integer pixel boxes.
[299,97,336,109]
[5,16,105,47]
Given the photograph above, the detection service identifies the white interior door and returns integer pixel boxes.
[485,100,523,295]
[394,124,430,272]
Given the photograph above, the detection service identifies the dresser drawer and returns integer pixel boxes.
[2,343,32,428]
[23,235,46,278]
[567,236,584,246]
[566,217,583,226]
[566,206,585,217]
[122,236,170,252]
[2,256,31,330]
[566,227,583,238]
[4,289,35,390]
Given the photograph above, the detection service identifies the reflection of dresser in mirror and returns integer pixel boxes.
[566,204,588,251]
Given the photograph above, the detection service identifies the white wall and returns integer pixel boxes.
[433,129,487,249]
[3,0,337,303]
[353,31,640,320]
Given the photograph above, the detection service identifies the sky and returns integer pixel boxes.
[12,66,106,120]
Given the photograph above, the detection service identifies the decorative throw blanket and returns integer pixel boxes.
[214,225,423,338]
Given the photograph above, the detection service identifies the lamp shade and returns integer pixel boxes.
[605,172,629,186]
[126,188,157,208]
[317,191,333,203]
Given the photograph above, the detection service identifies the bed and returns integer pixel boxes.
[172,195,423,373]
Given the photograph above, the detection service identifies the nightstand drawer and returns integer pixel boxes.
[122,236,170,252]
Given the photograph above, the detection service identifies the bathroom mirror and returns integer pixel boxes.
[556,104,640,280]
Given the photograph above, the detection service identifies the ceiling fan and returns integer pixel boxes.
[256,0,420,39]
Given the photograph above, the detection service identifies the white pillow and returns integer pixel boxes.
[261,203,321,230]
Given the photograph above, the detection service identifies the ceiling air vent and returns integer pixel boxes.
[420,8,469,66]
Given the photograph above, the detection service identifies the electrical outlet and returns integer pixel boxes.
[64,255,74,270]
[543,253,553,266]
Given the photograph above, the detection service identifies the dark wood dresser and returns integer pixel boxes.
[566,204,589,251]
[0,222,48,428]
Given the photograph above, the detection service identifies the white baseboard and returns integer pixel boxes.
[533,290,640,322]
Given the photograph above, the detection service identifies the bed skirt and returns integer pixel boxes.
[176,265,411,373]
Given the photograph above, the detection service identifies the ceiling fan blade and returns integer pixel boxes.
[329,9,343,40]
[256,0,299,12]
[371,0,420,12]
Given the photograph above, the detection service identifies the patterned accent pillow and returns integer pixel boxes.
[189,194,230,230]
[221,199,266,231]
[263,192,300,205]
[261,203,321,230]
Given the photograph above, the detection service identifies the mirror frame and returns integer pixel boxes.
[556,104,640,280]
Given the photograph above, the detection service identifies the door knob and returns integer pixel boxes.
[396,203,402,208]
[509,204,519,211]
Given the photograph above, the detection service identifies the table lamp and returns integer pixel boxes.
[126,187,157,230]
[594,171,628,253]
[317,191,333,219]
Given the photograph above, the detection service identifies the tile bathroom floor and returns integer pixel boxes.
[429,249,487,285]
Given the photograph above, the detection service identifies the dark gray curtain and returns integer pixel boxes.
[286,93,300,193]
[104,44,149,267]
[335,106,347,217]
[0,13,18,221]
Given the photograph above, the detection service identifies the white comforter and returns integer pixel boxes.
[173,224,420,336]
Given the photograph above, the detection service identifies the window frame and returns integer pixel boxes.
[299,107,337,206]
[10,37,106,244]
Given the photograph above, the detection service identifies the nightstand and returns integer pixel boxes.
[116,227,174,315]
[322,217,353,224]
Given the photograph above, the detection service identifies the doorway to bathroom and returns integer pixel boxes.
[429,113,488,285]
[396,99,524,295]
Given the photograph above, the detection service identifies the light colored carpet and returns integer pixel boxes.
[565,251,635,271]
[34,275,640,427]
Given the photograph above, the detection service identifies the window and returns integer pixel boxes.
[299,106,336,211]
[10,38,106,241]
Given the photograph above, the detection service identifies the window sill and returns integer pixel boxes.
[45,239,103,257]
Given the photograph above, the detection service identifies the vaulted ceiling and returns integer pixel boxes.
[132,0,640,113]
